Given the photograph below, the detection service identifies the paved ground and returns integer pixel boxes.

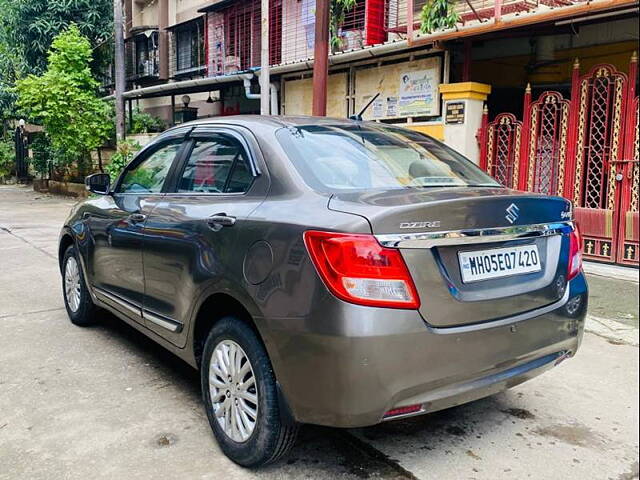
[1,185,638,480]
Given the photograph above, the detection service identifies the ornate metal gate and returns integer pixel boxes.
[569,63,629,262]
[479,54,639,267]
[522,90,570,196]
[617,73,639,266]
[479,113,522,189]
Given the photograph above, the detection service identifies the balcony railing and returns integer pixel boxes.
[168,17,206,79]
[125,29,160,81]
[390,0,588,34]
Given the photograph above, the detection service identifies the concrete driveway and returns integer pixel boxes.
[1,185,638,480]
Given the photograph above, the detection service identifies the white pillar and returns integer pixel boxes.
[438,82,491,164]
[260,0,270,115]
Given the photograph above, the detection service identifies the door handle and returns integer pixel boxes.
[128,213,147,223]
[207,214,236,228]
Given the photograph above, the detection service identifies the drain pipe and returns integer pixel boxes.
[269,83,279,115]
[241,73,279,115]
[242,74,261,100]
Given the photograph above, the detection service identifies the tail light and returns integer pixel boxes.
[567,226,583,281]
[303,230,420,309]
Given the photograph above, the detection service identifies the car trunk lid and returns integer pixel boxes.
[329,187,573,328]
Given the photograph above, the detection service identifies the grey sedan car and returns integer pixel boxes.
[59,116,587,467]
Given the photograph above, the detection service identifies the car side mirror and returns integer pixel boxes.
[85,173,111,195]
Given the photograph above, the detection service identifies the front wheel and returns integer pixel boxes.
[201,317,298,467]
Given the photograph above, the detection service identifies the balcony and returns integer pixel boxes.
[125,29,160,82]
[168,17,206,79]
[387,0,593,35]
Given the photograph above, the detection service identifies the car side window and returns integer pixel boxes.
[178,135,253,194]
[119,140,182,193]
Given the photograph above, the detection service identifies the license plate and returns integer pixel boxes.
[458,245,541,283]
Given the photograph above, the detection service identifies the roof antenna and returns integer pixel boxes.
[349,93,380,121]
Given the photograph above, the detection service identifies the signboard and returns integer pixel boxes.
[445,101,466,124]
[386,96,398,117]
[353,55,442,120]
[398,69,439,117]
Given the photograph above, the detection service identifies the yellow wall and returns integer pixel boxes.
[283,74,348,117]
[469,41,638,88]
[406,123,445,141]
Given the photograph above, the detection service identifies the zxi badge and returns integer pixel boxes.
[505,203,520,224]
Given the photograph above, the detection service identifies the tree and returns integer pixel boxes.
[0,0,113,76]
[419,0,460,34]
[15,25,112,179]
[330,0,356,52]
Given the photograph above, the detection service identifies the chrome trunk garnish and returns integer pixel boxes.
[376,222,575,249]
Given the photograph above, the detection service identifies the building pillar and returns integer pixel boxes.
[158,0,169,80]
[438,82,491,164]
[124,0,132,36]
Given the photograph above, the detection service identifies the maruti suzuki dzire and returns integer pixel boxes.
[59,116,587,466]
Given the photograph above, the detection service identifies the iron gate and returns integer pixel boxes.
[479,54,639,267]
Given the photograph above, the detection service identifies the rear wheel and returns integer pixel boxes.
[201,317,298,467]
[62,245,97,326]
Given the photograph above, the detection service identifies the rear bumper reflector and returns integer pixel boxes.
[383,404,423,418]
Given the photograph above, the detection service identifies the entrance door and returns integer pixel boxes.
[616,94,639,266]
[569,64,629,263]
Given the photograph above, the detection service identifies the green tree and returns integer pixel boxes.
[419,0,460,34]
[106,140,141,182]
[330,0,356,52]
[15,25,112,178]
[0,139,14,182]
[0,0,113,76]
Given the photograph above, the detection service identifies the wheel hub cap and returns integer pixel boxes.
[209,340,258,443]
[64,257,81,313]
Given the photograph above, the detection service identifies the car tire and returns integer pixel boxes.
[201,316,299,467]
[62,245,97,326]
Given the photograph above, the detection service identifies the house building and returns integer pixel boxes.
[112,0,639,266]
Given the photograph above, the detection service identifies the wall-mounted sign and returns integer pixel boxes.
[398,69,439,117]
[386,96,398,117]
[353,55,442,120]
[445,101,465,124]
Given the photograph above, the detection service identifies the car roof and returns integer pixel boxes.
[164,115,366,134]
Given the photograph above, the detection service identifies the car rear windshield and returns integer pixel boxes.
[275,123,500,192]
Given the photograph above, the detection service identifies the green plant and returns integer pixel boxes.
[106,140,141,182]
[128,107,165,134]
[15,25,112,178]
[0,139,14,181]
[419,0,460,34]
[0,0,112,76]
[29,133,52,178]
[330,0,356,52]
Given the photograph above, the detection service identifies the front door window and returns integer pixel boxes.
[119,141,182,193]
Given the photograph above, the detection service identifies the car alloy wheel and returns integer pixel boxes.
[64,256,82,313]
[209,340,258,443]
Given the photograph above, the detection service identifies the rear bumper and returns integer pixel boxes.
[260,273,587,428]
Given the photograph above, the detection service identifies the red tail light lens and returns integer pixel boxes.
[567,226,583,281]
[384,404,423,418]
[303,231,420,309]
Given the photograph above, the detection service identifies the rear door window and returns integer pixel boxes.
[177,135,253,194]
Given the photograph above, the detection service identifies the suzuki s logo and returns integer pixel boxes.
[505,203,520,224]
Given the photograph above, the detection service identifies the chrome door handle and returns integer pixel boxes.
[128,213,147,223]
[207,214,236,228]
